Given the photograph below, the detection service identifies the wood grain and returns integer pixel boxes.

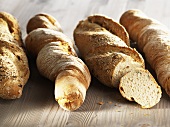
[0,0,170,127]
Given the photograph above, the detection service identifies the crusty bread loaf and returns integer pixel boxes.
[0,12,30,99]
[25,13,91,111]
[119,68,162,108]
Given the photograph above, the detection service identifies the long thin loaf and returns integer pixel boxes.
[120,9,170,96]
[74,14,162,108]
[0,12,30,99]
[25,14,91,111]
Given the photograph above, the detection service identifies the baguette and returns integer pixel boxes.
[74,14,162,108]
[0,12,30,99]
[25,13,91,111]
[120,9,170,96]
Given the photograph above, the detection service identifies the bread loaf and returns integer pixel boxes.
[120,9,170,96]
[25,13,91,111]
[0,12,30,99]
[74,14,162,108]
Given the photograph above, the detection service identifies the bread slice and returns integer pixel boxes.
[119,68,162,108]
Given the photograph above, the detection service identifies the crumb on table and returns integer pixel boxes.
[97,101,104,105]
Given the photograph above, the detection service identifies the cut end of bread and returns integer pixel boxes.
[55,73,86,111]
[56,90,84,111]
[112,52,144,88]
[119,69,162,108]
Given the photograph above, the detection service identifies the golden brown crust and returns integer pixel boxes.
[26,13,62,34]
[86,45,144,67]
[25,28,76,57]
[74,19,128,58]
[36,42,90,89]
[85,52,124,87]
[88,14,130,46]
[26,14,77,58]
[0,12,23,47]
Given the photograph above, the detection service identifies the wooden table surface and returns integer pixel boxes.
[0,0,170,127]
